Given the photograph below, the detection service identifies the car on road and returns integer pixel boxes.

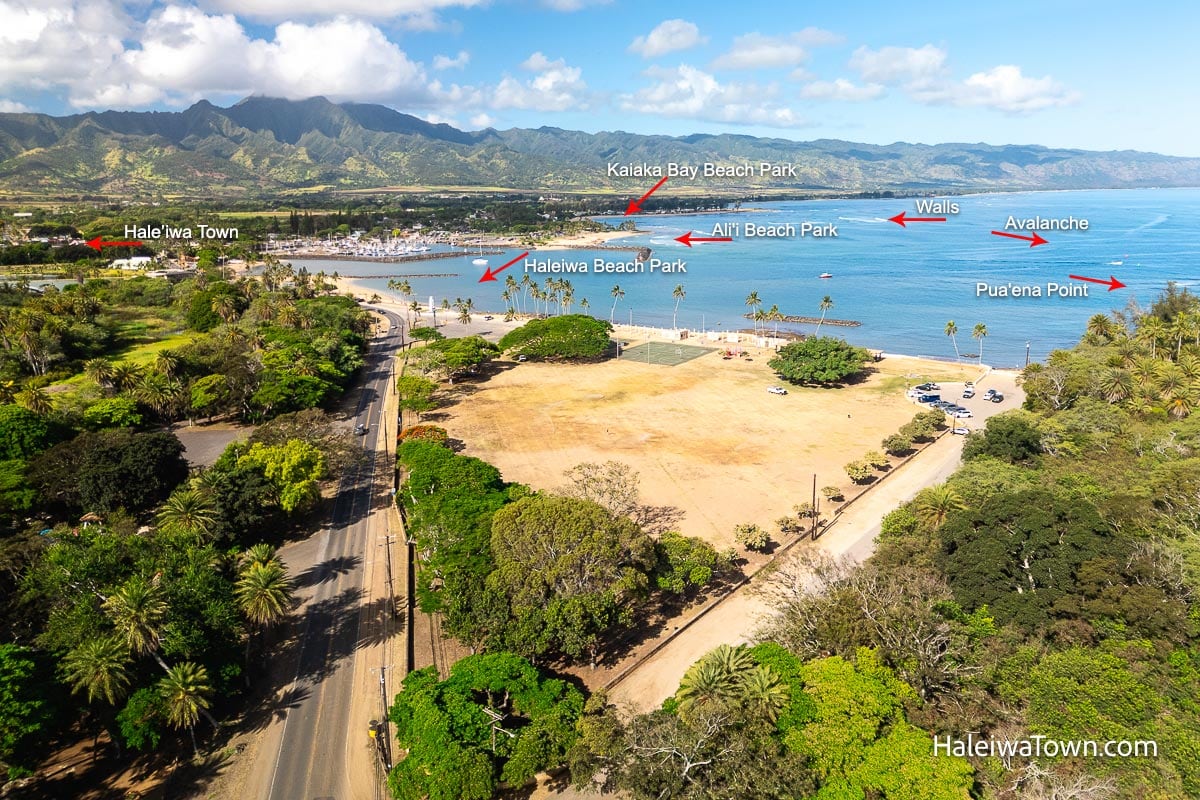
[516,354,528,362]
[354,423,368,435]
[768,386,788,395]
[951,426,971,435]
[991,393,1005,403]
[962,388,975,398]
[952,409,973,418]
[484,315,494,320]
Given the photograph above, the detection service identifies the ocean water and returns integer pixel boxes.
[297,188,1200,367]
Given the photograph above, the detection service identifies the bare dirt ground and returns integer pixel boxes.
[437,342,978,551]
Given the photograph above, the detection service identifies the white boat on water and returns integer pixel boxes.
[472,244,489,266]
[819,272,833,279]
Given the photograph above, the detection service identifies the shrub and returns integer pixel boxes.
[844,460,872,483]
[821,485,844,501]
[733,523,770,551]
[882,433,914,455]
[398,424,449,445]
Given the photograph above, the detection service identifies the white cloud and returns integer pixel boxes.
[67,7,436,108]
[712,30,838,70]
[469,112,493,128]
[0,99,31,112]
[957,65,1080,113]
[201,0,483,20]
[493,52,588,111]
[849,44,1077,113]
[619,64,805,128]
[433,50,469,70]
[800,78,884,102]
[0,0,127,91]
[628,19,706,59]
[850,44,948,87]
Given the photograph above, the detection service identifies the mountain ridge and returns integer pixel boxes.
[1,96,1198,197]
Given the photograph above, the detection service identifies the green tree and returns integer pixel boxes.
[769,337,871,386]
[395,374,438,422]
[815,295,834,335]
[0,404,51,460]
[237,440,326,513]
[497,315,613,360]
[158,661,214,755]
[117,687,165,752]
[961,413,1043,464]
[653,532,729,595]
[0,645,57,775]
[189,374,232,419]
[61,636,131,706]
[82,396,142,429]
[734,522,770,551]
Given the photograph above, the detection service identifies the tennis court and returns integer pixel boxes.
[619,341,715,366]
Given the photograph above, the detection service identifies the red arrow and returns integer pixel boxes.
[86,236,143,251]
[675,231,733,247]
[478,251,529,283]
[888,211,946,227]
[990,230,1048,247]
[624,176,669,216]
[1068,274,1126,291]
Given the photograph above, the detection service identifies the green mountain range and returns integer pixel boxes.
[1,96,1198,197]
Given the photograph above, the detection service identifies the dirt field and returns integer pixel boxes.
[437,341,979,550]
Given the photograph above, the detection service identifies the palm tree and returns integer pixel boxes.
[740,665,789,723]
[17,387,52,416]
[766,304,782,338]
[1170,313,1197,359]
[945,321,960,360]
[913,485,966,529]
[111,362,143,393]
[579,297,590,316]
[157,487,219,539]
[1084,313,1115,345]
[62,635,131,706]
[103,575,169,671]
[236,561,293,627]
[240,543,282,571]
[609,284,625,324]
[745,291,762,335]
[153,351,178,378]
[158,661,216,755]
[84,357,115,391]
[971,323,988,362]
[676,644,757,719]
[1138,316,1167,359]
[211,295,237,324]
[815,295,834,336]
[1097,368,1133,403]
[409,301,423,325]
[136,373,184,421]
[671,284,686,330]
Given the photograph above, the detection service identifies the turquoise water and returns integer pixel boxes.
[298,188,1200,367]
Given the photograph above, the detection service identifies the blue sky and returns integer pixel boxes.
[1,0,1197,155]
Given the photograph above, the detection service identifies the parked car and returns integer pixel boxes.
[991,393,1005,403]
[962,388,975,398]
[953,409,973,418]
[983,388,997,400]
[914,382,939,391]
[767,386,788,395]
[918,394,941,403]
[951,426,971,435]
[516,354,528,362]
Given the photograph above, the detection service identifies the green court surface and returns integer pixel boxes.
[619,341,714,366]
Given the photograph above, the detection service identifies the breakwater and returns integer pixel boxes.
[742,313,860,327]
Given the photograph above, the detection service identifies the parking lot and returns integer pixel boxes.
[906,370,1024,433]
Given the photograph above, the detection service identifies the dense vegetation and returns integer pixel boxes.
[0,261,369,780]
[397,446,733,670]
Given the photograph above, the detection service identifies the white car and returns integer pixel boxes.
[767,386,788,395]
[952,409,973,418]
[951,426,970,435]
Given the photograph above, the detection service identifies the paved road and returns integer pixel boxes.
[252,307,405,800]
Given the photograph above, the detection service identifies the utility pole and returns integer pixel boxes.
[1025,340,1031,368]
[810,474,818,540]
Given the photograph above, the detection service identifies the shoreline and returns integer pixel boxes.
[335,279,1017,374]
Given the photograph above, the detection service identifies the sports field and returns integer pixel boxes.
[619,341,713,366]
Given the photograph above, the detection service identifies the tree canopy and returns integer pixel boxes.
[497,314,613,360]
[768,337,871,386]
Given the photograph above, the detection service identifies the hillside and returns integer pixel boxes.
[1,96,1198,197]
